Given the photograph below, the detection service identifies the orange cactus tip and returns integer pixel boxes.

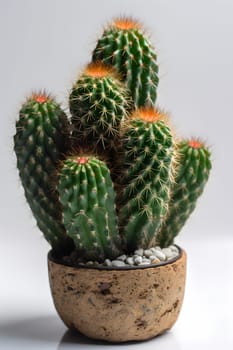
[188,139,203,149]
[131,107,169,124]
[32,93,50,104]
[77,156,89,164]
[112,17,141,31]
[84,62,115,79]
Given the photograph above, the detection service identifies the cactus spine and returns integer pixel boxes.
[118,108,175,251]
[69,62,131,155]
[14,93,72,253]
[58,156,122,261]
[92,18,159,108]
[157,139,212,247]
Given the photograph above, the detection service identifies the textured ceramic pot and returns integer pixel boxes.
[48,247,186,342]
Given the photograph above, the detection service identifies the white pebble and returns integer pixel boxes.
[104,259,112,267]
[150,248,161,256]
[112,260,126,267]
[142,258,151,263]
[126,257,134,265]
[116,254,127,261]
[162,248,174,259]
[170,245,179,254]
[144,249,152,258]
[151,246,162,253]
[149,255,158,261]
[134,256,143,265]
[86,261,94,265]
[153,250,166,261]
[149,248,156,253]
[134,248,144,256]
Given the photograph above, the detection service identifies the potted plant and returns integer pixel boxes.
[14,17,211,342]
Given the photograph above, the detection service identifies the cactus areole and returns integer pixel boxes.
[77,156,89,164]
[14,16,211,343]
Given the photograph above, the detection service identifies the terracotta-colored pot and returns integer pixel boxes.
[48,247,186,342]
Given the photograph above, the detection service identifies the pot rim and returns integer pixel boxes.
[48,245,183,271]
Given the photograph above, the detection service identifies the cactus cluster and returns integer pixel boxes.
[14,18,212,262]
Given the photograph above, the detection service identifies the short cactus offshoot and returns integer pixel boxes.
[14,17,212,263]
[157,139,212,248]
[58,155,122,261]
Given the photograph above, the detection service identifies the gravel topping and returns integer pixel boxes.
[111,260,126,267]
[84,245,179,268]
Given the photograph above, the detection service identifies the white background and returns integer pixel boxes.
[0,0,233,349]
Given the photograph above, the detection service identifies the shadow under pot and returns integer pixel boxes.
[48,246,187,343]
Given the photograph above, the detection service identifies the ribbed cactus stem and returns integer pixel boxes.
[14,93,72,253]
[58,155,122,261]
[118,108,175,251]
[69,62,131,155]
[92,18,159,108]
[157,139,212,247]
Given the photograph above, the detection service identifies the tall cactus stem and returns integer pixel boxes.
[92,17,159,108]
[117,107,176,251]
[14,92,72,253]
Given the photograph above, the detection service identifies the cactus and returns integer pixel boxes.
[92,18,159,108]
[117,108,175,251]
[69,62,131,156]
[157,139,212,247]
[57,155,122,261]
[14,93,73,253]
[14,18,212,263]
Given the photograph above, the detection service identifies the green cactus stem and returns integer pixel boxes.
[118,108,175,251]
[69,62,131,156]
[58,155,122,261]
[14,93,72,253]
[92,18,159,108]
[157,139,212,247]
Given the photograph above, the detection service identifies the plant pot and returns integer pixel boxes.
[48,246,186,343]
